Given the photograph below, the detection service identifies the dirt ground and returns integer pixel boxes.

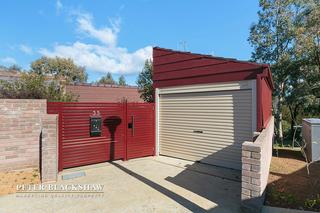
[265,149,320,211]
[0,168,40,196]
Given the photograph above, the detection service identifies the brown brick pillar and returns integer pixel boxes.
[41,114,58,183]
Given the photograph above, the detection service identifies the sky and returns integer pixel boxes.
[0,0,260,85]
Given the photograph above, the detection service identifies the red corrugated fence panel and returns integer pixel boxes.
[47,102,155,170]
[126,103,155,159]
[48,102,125,170]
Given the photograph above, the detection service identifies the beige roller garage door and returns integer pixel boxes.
[159,89,252,170]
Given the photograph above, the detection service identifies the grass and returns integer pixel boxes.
[267,187,297,206]
[304,195,320,210]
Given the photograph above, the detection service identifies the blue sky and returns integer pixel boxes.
[0,0,260,85]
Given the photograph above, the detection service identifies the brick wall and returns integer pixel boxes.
[41,114,58,183]
[0,99,58,183]
[0,99,46,171]
[241,116,274,212]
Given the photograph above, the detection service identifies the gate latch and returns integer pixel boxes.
[128,115,135,136]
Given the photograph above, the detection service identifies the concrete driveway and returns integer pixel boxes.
[0,156,242,213]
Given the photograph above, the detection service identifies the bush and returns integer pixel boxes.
[0,72,77,102]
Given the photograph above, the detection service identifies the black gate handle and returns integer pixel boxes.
[131,115,135,136]
[193,130,203,133]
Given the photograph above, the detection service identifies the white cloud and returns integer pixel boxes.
[20,44,33,55]
[56,0,63,14]
[76,13,120,47]
[39,42,151,74]
[1,57,17,65]
[39,12,152,74]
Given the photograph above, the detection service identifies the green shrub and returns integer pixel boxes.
[0,72,77,102]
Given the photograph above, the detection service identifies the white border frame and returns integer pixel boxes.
[251,80,257,137]
[155,88,160,156]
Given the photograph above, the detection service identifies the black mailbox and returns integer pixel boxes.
[90,113,102,137]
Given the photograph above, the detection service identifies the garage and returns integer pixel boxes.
[153,47,273,170]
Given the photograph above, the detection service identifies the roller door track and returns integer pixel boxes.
[159,89,252,170]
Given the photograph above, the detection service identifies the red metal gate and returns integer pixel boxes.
[47,102,155,171]
[126,103,155,159]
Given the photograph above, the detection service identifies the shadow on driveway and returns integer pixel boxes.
[111,158,241,213]
[110,161,207,212]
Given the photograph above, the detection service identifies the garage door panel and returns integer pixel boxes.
[160,137,243,152]
[160,106,252,111]
[160,120,252,129]
[160,150,242,165]
[160,121,252,132]
[160,114,252,122]
[160,96,252,102]
[161,101,251,106]
[160,137,243,148]
[160,143,242,156]
[160,128,252,137]
[160,101,252,106]
[160,149,242,169]
[160,147,240,159]
[160,133,250,144]
[161,113,252,120]
[159,89,252,170]
[160,90,251,99]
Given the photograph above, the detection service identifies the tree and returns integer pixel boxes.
[281,0,320,138]
[284,76,311,135]
[118,75,127,86]
[249,0,320,144]
[137,59,154,102]
[31,57,87,84]
[249,0,297,143]
[98,72,116,85]
[0,72,77,101]
[284,0,320,137]
[294,0,320,96]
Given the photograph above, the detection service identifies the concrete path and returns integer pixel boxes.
[0,156,242,213]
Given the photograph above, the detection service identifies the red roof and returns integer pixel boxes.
[153,47,273,89]
[66,84,144,102]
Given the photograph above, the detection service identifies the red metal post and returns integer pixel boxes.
[58,103,63,171]
[123,100,128,161]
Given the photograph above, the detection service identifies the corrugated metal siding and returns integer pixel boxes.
[126,103,155,159]
[159,90,252,170]
[153,47,264,89]
[48,102,126,170]
[261,77,273,128]
[48,102,155,170]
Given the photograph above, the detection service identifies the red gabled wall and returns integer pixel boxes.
[153,47,274,132]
